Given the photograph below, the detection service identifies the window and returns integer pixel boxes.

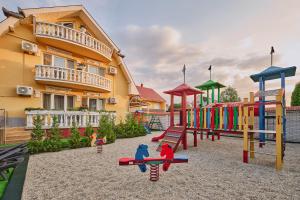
[98,99,105,110]
[67,59,75,69]
[57,22,74,29]
[54,95,64,110]
[43,54,52,65]
[67,96,74,110]
[88,65,105,77]
[89,99,97,111]
[43,93,51,110]
[54,56,65,68]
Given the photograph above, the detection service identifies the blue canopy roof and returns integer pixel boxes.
[250,66,297,82]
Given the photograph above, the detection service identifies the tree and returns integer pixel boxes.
[48,115,60,141]
[31,115,44,141]
[220,86,241,102]
[291,82,300,106]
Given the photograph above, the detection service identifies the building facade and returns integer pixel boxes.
[0,5,138,142]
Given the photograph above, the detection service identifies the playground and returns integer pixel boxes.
[22,131,300,200]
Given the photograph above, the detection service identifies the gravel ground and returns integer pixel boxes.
[22,132,300,200]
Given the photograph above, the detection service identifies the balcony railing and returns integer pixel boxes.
[35,21,113,60]
[25,110,116,129]
[35,65,112,91]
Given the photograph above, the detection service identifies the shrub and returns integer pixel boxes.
[69,122,82,148]
[115,114,147,138]
[43,115,62,152]
[84,123,94,147]
[28,140,44,154]
[31,115,44,141]
[291,82,300,106]
[97,115,115,144]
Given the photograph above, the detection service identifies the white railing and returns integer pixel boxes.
[35,21,113,60]
[25,110,116,129]
[35,65,112,91]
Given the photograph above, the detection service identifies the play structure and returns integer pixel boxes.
[119,144,188,181]
[152,65,296,170]
[134,110,165,133]
[91,133,106,153]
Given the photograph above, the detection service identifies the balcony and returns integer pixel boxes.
[34,21,113,62]
[35,65,112,92]
[25,110,115,129]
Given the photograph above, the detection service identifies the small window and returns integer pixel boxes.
[54,95,64,110]
[67,96,74,110]
[89,99,97,111]
[67,59,75,69]
[88,65,105,77]
[43,54,52,65]
[98,99,105,110]
[58,22,74,29]
[43,93,51,110]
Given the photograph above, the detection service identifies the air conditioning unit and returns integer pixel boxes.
[108,66,117,75]
[21,41,38,54]
[108,97,117,104]
[16,85,33,96]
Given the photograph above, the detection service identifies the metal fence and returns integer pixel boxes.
[0,109,6,144]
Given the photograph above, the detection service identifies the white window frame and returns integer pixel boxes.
[43,53,76,69]
[88,65,106,77]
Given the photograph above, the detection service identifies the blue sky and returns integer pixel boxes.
[1,0,299,104]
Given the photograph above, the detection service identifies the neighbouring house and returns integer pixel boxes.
[130,84,166,112]
[0,5,138,143]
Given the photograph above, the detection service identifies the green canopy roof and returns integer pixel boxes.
[195,80,226,90]
[250,66,297,82]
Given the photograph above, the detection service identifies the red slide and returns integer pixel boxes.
[152,126,186,152]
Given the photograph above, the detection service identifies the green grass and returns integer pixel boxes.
[0,168,14,198]
[0,144,15,148]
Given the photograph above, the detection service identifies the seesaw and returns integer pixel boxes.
[119,144,188,181]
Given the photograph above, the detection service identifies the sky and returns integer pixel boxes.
[1,0,299,105]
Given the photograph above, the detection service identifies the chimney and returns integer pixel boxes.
[141,83,143,88]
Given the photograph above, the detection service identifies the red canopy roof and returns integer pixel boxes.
[164,83,203,96]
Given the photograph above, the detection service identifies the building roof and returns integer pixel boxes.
[195,80,226,90]
[164,83,203,96]
[250,66,297,82]
[136,85,166,103]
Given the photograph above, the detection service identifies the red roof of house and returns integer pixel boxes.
[136,85,166,103]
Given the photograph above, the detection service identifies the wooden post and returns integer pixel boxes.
[203,108,206,129]
[193,94,197,147]
[182,92,187,150]
[170,95,174,127]
[250,92,255,159]
[275,90,283,170]
[238,105,242,130]
[243,98,249,163]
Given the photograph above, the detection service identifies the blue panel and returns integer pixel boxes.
[207,108,210,128]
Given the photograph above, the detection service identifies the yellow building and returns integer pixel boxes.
[131,84,166,112]
[0,5,138,143]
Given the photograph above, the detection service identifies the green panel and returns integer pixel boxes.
[233,107,238,131]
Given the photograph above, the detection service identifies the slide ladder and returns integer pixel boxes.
[154,126,185,152]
